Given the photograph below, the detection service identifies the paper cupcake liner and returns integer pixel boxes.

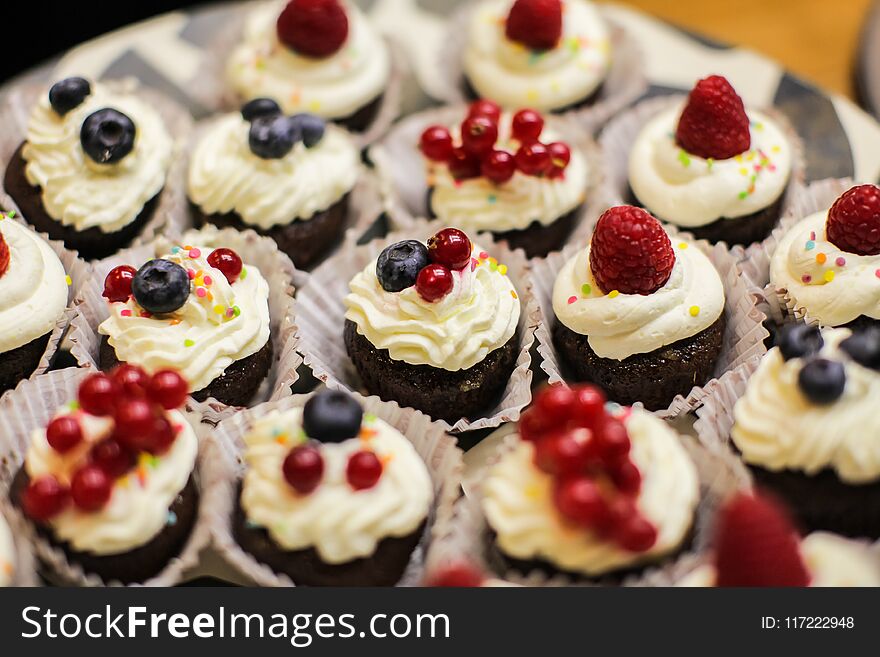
[295,218,539,433]
[0,500,39,586]
[67,226,301,419]
[199,391,462,586]
[434,5,645,135]
[0,367,213,586]
[0,78,194,260]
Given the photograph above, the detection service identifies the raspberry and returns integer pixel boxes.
[588,206,675,295]
[0,230,9,278]
[675,75,751,160]
[505,0,563,51]
[277,0,349,58]
[826,184,880,255]
[714,493,810,587]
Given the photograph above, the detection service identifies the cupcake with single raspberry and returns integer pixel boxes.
[225,0,393,134]
[2,77,180,260]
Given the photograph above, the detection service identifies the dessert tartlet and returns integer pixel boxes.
[188,101,360,269]
[3,77,175,259]
[551,206,726,410]
[226,0,391,133]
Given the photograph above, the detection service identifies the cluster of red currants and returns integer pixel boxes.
[282,444,384,494]
[419,100,571,184]
[520,385,658,553]
[21,366,190,523]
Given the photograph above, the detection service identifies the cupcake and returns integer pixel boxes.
[343,227,521,423]
[0,214,69,394]
[418,100,589,258]
[0,512,15,586]
[10,367,199,584]
[551,206,726,410]
[226,0,391,133]
[769,184,880,328]
[188,101,359,269]
[627,75,794,246]
[482,385,700,580]
[461,0,611,113]
[3,77,175,260]
[97,243,272,406]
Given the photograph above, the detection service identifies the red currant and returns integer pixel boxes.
[572,385,605,428]
[427,562,485,587]
[0,232,9,279]
[283,445,324,494]
[611,460,642,495]
[515,142,552,176]
[21,475,69,522]
[533,429,591,476]
[460,116,498,156]
[595,418,631,464]
[534,385,577,422]
[615,514,657,552]
[448,146,481,180]
[147,369,189,409]
[518,410,548,442]
[71,464,113,512]
[481,149,516,184]
[553,476,607,527]
[102,265,137,303]
[511,109,544,143]
[419,125,454,162]
[46,415,83,453]
[146,415,177,455]
[90,438,136,478]
[113,399,157,451]
[346,450,383,490]
[467,99,502,124]
[111,364,149,398]
[547,142,571,178]
[207,248,243,284]
[415,264,453,302]
[78,373,121,416]
[427,228,472,270]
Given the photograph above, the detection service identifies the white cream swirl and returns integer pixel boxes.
[770,210,880,326]
[25,407,198,555]
[483,408,699,576]
[629,106,793,227]
[0,218,68,353]
[98,245,271,393]
[0,514,15,586]
[463,0,611,111]
[188,113,359,229]
[732,328,880,484]
[344,244,520,371]
[226,0,390,119]
[240,406,433,565]
[22,80,173,234]
[552,238,724,360]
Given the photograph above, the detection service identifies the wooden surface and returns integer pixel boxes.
[607,0,873,99]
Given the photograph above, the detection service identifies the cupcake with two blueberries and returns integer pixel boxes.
[10,366,199,584]
[3,77,176,259]
[188,98,360,269]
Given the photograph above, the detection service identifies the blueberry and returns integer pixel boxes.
[797,358,846,405]
[840,327,880,371]
[777,324,824,361]
[241,98,282,122]
[49,77,91,116]
[248,115,301,159]
[376,240,430,292]
[302,390,363,443]
[290,113,326,148]
[131,259,191,314]
[80,108,136,164]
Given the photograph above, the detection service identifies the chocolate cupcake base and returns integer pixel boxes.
[4,143,160,260]
[463,77,604,114]
[552,315,726,411]
[99,335,274,407]
[10,468,199,585]
[344,319,519,423]
[0,332,52,395]
[333,93,385,133]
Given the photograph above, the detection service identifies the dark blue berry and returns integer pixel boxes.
[49,77,91,116]
[241,98,282,122]
[797,358,846,405]
[80,108,136,164]
[302,390,363,443]
[291,113,326,148]
[131,259,190,315]
[777,324,823,361]
[248,115,301,159]
[376,240,430,292]
[840,327,880,371]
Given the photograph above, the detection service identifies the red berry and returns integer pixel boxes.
[46,415,83,453]
[505,0,562,51]
[346,450,383,490]
[595,417,631,464]
[207,248,243,284]
[415,264,453,302]
[111,364,149,398]
[419,125,454,162]
[533,429,591,475]
[467,99,502,124]
[427,228,472,270]
[515,142,552,176]
[546,141,571,178]
[534,385,577,422]
[447,146,481,180]
[603,495,637,527]
[283,444,325,494]
[147,369,189,410]
[0,231,10,278]
[102,265,137,303]
[113,399,157,452]
[675,75,751,160]
[511,109,544,143]
[21,475,69,522]
[611,460,642,495]
[553,476,606,527]
[146,415,177,455]
[481,149,516,184]
[426,562,485,587]
[460,116,499,156]
[518,409,548,442]
[276,0,349,58]
[90,438,136,479]
[71,464,113,512]
[589,206,675,295]
[78,373,121,416]
[572,385,605,428]
[826,184,880,256]
[615,514,657,552]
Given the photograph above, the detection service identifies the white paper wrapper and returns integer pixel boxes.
[295,218,539,433]
[199,391,462,586]
[67,226,301,419]
[0,367,213,586]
